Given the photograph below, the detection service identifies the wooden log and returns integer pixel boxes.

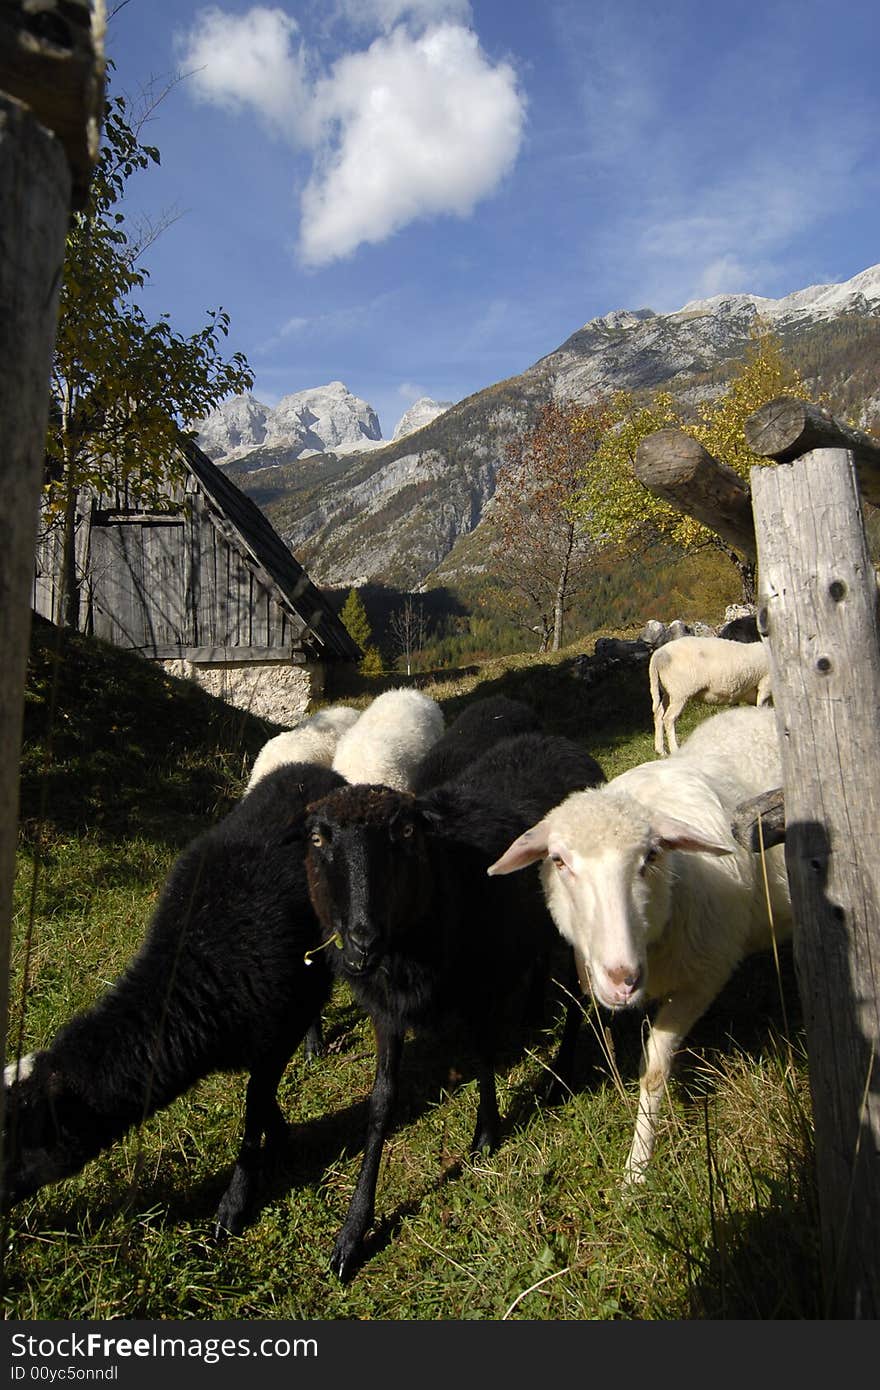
[0,0,105,208]
[752,448,880,1318]
[746,397,880,507]
[634,428,757,560]
[0,93,72,1136]
[731,786,785,851]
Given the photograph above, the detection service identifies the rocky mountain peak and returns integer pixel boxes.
[220,262,879,592]
[392,397,454,441]
[197,381,382,463]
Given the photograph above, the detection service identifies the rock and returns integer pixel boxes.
[392,397,454,441]
[641,619,668,648]
[197,382,382,462]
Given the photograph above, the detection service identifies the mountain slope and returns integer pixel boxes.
[223,265,880,590]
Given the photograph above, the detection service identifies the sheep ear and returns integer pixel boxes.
[487,821,550,875]
[652,814,733,857]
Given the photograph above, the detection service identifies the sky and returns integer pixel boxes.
[104,0,880,439]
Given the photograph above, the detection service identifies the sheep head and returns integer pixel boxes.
[488,788,732,1011]
[2,1053,110,1207]
[305,784,434,980]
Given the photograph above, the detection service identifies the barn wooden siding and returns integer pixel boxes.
[32,438,360,670]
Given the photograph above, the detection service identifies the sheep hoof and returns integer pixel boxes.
[330,1230,365,1282]
[620,1169,647,1194]
[213,1190,249,1239]
[470,1124,500,1155]
[541,1079,567,1107]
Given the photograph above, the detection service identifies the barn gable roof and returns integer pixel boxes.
[177,435,360,662]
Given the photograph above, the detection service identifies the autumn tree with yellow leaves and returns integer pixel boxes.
[487,399,613,651]
[572,326,814,601]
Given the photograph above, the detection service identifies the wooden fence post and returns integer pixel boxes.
[751,448,880,1318]
[0,1,104,1144]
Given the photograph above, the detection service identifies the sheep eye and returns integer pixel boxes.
[401,823,414,839]
[309,829,325,849]
[550,853,565,870]
[641,847,659,874]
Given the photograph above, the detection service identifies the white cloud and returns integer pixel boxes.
[333,0,472,32]
[300,23,524,265]
[178,8,524,266]
[178,6,312,141]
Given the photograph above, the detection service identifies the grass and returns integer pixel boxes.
[1,618,822,1320]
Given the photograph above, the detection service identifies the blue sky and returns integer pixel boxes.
[105,0,880,438]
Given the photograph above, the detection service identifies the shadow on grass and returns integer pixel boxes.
[20,616,281,851]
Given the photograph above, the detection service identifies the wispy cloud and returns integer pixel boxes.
[397,380,428,400]
[177,5,525,266]
[332,0,472,33]
[545,0,879,313]
[256,289,403,354]
[628,130,873,310]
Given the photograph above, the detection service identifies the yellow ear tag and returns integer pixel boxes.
[304,933,342,965]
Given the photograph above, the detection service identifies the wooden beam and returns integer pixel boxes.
[731,786,785,851]
[0,0,105,209]
[745,397,880,508]
[149,645,308,665]
[752,447,880,1318]
[634,428,757,560]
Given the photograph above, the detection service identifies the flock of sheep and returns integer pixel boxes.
[2,627,790,1282]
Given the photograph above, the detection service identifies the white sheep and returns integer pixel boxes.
[331,687,445,791]
[246,704,360,793]
[487,705,792,1182]
[649,634,772,756]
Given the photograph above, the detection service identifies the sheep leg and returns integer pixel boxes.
[661,695,686,755]
[331,1022,403,1282]
[547,994,584,1101]
[623,982,719,1184]
[544,956,585,1102]
[302,1016,324,1060]
[471,1060,501,1153]
[214,1056,290,1237]
[652,697,667,756]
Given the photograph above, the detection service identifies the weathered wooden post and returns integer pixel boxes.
[750,427,880,1318]
[633,406,880,1314]
[0,0,105,1125]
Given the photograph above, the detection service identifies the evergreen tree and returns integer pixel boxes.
[339,587,372,651]
[339,588,385,672]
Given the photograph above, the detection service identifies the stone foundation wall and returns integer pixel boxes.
[161,658,324,727]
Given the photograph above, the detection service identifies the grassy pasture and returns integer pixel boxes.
[1,619,822,1320]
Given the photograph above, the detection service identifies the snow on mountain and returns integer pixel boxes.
[673,264,880,327]
[215,262,880,590]
[195,394,270,459]
[392,397,454,440]
[545,263,880,405]
[197,381,382,462]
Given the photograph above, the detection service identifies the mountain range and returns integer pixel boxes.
[197,382,452,463]
[199,264,880,593]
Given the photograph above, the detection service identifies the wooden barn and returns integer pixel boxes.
[32,437,361,724]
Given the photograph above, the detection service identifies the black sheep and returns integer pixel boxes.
[2,762,344,1236]
[717,613,760,643]
[410,694,540,793]
[305,731,605,1280]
